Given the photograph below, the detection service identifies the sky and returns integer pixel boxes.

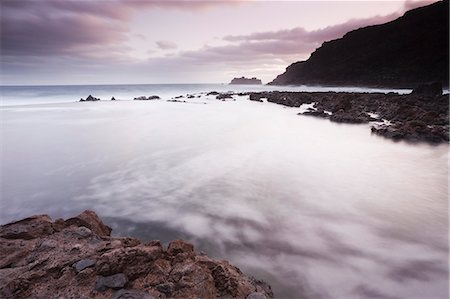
[0,0,438,85]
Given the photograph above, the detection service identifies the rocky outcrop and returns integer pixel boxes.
[133,96,160,101]
[243,91,449,143]
[80,95,100,102]
[230,77,262,85]
[270,0,449,88]
[0,211,273,299]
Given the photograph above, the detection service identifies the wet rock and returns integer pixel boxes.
[95,273,128,292]
[111,97,116,101]
[73,259,96,273]
[216,93,234,100]
[133,96,160,101]
[80,95,100,102]
[207,91,219,96]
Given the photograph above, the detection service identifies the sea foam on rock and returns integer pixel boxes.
[0,210,274,299]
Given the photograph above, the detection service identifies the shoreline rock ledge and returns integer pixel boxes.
[0,210,274,299]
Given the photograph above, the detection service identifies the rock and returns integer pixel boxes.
[73,259,96,273]
[64,210,111,237]
[111,97,116,101]
[80,95,100,102]
[216,93,233,100]
[269,1,449,88]
[412,82,443,97]
[167,239,194,256]
[110,289,155,299]
[133,96,160,100]
[0,215,54,240]
[95,273,128,292]
[187,94,195,99]
[229,77,262,85]
[247,292,268,299]
[0,212,274,299]
[207,91,219,96]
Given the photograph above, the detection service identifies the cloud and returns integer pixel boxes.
[156,40,178,50]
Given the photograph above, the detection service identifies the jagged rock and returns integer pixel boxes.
[0,211,274,299]
[80,95,100,102]
[111,97,116,101]
[63,210,112,237]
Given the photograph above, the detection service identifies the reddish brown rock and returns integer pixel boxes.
[0,211,274,299]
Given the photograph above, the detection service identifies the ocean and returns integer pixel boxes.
[0,84,448,298]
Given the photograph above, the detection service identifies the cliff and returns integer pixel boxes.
[0,211,273,299]
[230,77,262,85]
[270,0,449,88]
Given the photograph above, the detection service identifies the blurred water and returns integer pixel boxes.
[0,83,414,106]
[0,88,448,299]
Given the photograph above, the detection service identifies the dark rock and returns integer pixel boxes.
[155,282,174,296]
[230,77,262,85]
[111,97,116,101]
[147,95,160,100]
[270,1,449,88]
[133,96,160,101]
[187,94,195,99]
[207,91,220,96]
[216,93,233,100]
[80,95,100,102]
[95,273,128,292]
[412,82,443,97]
[73,259,96,273]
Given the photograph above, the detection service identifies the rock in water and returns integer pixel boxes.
[0,210,274,299]
[111,97,116,101]
[229,77,262,85]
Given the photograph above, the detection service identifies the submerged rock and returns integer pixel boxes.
[0,211,274,299]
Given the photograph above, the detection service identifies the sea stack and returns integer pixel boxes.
[229,77,262,85]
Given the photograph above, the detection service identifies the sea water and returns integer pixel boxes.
[0,84,448,298]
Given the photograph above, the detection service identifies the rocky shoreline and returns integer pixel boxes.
[0,211,274,299]
[243,88,449,144]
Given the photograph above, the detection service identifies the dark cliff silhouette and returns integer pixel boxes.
[270,0,449,88]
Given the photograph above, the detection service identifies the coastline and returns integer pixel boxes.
[0,211,274,299]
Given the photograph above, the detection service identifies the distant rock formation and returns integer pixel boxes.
[133,95,160,100]
[0,210,274,299]
[230,77,262,85]
[80,95,100,102]
[270,0,449,88]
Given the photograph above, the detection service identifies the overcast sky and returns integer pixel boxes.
[0,0,437,85]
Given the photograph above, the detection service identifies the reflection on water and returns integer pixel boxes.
[1,95,448,299]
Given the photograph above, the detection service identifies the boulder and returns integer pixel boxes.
[95,273,128,292]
